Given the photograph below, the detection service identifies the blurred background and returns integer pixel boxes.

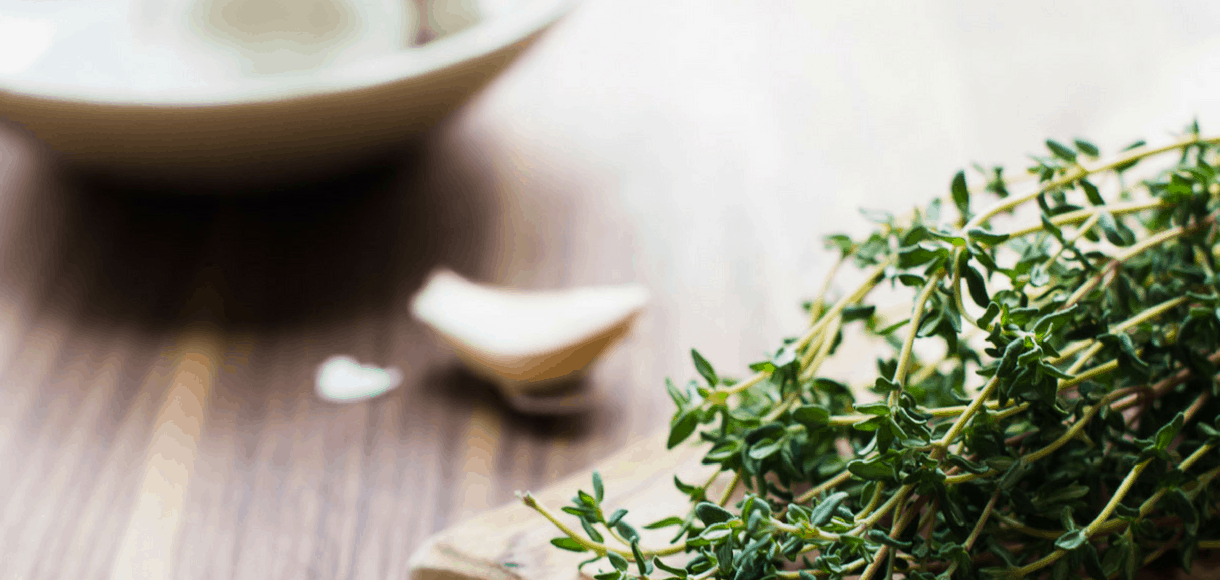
[2,1,1220,578]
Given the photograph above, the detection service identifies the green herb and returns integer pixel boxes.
[524,127,1220,580]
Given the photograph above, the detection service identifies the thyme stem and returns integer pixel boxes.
[795,470,854,505]
[1005,198,1165,239]
[941,491,1001,578]
[890,272,946,405]
[966,135,1214,230]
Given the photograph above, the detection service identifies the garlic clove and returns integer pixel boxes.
[315,355,404,403]
[409,269,649,398]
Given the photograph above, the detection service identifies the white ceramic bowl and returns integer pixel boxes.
[0,0,578,185]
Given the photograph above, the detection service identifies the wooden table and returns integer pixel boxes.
[4,1,1220,578]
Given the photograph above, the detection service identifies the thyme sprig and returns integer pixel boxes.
[524,127,1220,580]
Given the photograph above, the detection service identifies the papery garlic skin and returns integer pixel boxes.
[315,355,404,403]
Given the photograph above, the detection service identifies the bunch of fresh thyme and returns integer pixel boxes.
[522,125,1220,580]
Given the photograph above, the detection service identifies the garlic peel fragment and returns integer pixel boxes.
[409,269,649,397]
[315,355,403,403]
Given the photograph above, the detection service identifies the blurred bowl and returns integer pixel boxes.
[0,0,577,187]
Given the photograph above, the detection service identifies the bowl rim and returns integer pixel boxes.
[0,0,581,108]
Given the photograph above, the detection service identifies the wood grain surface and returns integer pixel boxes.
[406,430,720,580]
[4,1,1220,579]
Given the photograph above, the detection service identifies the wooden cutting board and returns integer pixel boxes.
[407,430,718,580]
